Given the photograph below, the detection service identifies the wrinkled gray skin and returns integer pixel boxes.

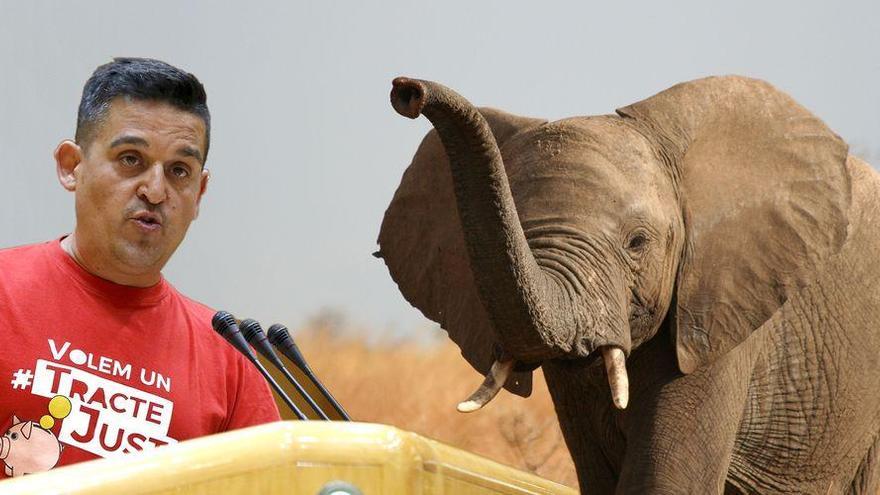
[378,76,880,494]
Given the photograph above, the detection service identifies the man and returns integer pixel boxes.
[0,58,280,477]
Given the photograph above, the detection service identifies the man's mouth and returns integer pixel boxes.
[131,212,163,231]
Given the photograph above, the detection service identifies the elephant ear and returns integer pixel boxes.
[617,76,851,374]
[378,107,545,397]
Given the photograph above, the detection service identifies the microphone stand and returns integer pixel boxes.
[211,311,308,420]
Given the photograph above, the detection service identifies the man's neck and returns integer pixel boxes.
[60,234,161,288]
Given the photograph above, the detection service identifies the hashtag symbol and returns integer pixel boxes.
[10,369,33,390]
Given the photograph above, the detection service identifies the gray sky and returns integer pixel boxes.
[1,1,878,337]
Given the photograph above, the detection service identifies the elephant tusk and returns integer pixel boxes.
[602,346,629,410]
[457,358,515,413]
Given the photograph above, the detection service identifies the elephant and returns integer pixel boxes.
[376,75,880,494]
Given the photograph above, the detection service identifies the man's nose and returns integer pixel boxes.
[137,163,168,205]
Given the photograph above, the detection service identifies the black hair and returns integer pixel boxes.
[75,57,211,160]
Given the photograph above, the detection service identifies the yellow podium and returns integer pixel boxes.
[0,421,576,494]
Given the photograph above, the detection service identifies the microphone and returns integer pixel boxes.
[240,319,330,420]
[211,311,308,420]
[267,323,351,421]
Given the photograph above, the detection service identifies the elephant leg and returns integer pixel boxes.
[847,432,880,495]
[614,334,762,494]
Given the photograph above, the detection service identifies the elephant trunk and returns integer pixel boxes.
[391,78,591,363]
[392,77,632,410]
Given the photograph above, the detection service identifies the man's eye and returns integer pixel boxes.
[119,154,141,167]
[171,164,191,179]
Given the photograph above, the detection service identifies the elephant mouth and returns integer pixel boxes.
[456,344,629,413]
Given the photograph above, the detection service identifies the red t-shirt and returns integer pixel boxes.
[0,239,280,477]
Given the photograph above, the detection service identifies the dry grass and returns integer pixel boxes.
[270,328,578,489]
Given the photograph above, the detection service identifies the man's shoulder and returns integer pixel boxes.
[0,239,55,263]
[0,240,58,283]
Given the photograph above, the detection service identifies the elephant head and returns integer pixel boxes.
[378,76,850,411]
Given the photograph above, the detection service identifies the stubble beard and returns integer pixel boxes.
[111,235,168,273]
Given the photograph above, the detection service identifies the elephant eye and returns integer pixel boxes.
[626,232,649,252]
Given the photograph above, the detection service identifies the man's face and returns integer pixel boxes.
[58,98,209,285]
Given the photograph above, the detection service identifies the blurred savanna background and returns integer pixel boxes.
[2,1,878,491]
[267,315,577,488]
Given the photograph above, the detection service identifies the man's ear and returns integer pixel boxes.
[193,168,209,219]
[55,140,83,192]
